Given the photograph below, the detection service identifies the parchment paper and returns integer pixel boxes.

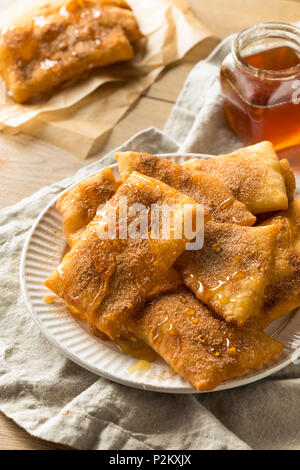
[0,0,213,158]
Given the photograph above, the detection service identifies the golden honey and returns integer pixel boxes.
[117,338,157,362]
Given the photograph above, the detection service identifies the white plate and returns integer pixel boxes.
[20,153,300,393]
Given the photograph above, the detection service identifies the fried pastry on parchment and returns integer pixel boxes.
[45,171,206,339]
[248,199,300,329]
[183,141,289,214]
[56,168,119,247]
[176,221,279,326]
[132,289,283,391]
[0,0,142,103]
[115,151,256,226]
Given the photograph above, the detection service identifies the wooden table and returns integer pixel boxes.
[1,0,300,450]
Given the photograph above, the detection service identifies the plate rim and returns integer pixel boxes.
[20,153,300,394]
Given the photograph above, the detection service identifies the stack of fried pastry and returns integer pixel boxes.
[45,141,300,391]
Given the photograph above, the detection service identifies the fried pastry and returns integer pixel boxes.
[45,171,206,339]
[183,141,288,214]
[115,151,256,226]
[132,289,283,391]
[0,0,142,103]
[249,199,300,329]
[56,170,183,321]
[57,168,119,247]
[176,221,279,326]
[279,159,296,203]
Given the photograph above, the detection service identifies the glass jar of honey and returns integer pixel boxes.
[220,22,300,152]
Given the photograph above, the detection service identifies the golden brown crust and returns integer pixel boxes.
[116,151,256,226]
[45,171,204,339]
[56,168,119,246]
[0,0,142,102]
[183,142,288,214]
[133,290,283,391]
[176,221,279,326]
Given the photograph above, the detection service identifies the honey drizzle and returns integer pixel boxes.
[216,197,234,211]
[196,332,238,359]
[117,337,157,362]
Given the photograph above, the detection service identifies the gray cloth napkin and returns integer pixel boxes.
[1,35,299,451]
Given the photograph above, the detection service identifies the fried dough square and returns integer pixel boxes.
[176,221,279,325]
[57,168,119,247]
[115,151,256,226]
[0,0,142,103]
[146,268,184,301]
[183,141,288,214]
[132,290,283,391]
[249,199,300,329]
[45,171,205,339]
